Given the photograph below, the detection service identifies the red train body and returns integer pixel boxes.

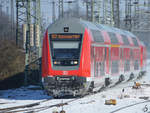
[42,18,146,97]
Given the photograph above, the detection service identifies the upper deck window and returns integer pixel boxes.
[121,35,130,45]
[132,37,139,46]
[108,32,118,44]
[91,30,104,43]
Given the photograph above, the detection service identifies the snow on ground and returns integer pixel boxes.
[0,60,150,113]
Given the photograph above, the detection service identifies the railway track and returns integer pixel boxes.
[110,100,150,113]
[0,74,146,113]
[0,98,81,113]
[0,98,52,113]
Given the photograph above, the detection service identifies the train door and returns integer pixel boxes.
[124,48,130,72]
[130,48,134,72]
[94,47,98,77]
[120,48,124,73]
[133,48,140,71]
[110,47,119,75]
[93,47,105,77]
[99,47,105,76]
[91,46,95,78]
[105,47,110,75]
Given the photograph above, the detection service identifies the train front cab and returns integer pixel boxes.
[42,19,93,96]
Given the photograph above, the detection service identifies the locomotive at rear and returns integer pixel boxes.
[41,18,146,97]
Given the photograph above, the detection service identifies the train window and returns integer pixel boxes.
[81,20,99,30]
[108,32,118,44]
[120,48,122,59]
[121,35,130,45]
[94,23,103,29]
[124,60,130,72]
[91,30,104,43]
[105,48,107,60]
[111,61,119,74]
[53,41,79,49]
[132,37,139,46]
[134,60,139,70]
[95,62,99,77]
[130,49,133,60]
[100,61,105,76]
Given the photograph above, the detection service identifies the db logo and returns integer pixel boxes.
[63,71,68,75]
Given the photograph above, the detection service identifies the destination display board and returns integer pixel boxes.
[50,34,82,40]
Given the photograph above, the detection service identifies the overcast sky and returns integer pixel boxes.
[0,0,149,27]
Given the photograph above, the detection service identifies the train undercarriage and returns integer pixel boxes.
[42,70,146,98]
[42,76,93,98]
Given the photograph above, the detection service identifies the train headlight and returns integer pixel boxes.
[74,61,78,64]
[54,61,57,64]
[54,61,60,65]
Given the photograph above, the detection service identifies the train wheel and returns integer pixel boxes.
[137,72,143,79]
[119,75,125,82]
[105,78,110,87]
[89,81,94,92]
[129,73,134,80]
[60,110,66,113]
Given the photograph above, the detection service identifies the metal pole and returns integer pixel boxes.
[104,0,107,24]
[111,0,114,26]
[62,0,64,17]
[98,0,101,23]
[25,0,31,86]
[129,0,132,31]
[52,1,56,22]
[117,0,120,28]
[59,0,61,18]
[11,0,14,38]
[91,0,94,22]
[148,0,150,10]
[36,0,42,84]
[113,0,120,28]
[0,1,2,16]
[86,1,89,20]
[16,0,19,46]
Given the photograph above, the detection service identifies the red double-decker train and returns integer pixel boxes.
[42,18,146,97]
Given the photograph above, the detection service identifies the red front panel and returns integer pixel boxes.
[42,29,92,78]
[42,30,51,77]
[78,29,91,77]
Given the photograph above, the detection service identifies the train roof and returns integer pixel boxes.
[80,20,136,37]
[48,17,141,46]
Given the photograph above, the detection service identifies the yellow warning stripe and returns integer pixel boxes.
[110,45,120,47]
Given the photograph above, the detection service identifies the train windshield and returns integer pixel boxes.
[52,41,80,59]
[53,42,79,49]
[49,34,82,66]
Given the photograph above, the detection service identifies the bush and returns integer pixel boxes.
[0,40,25,81]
